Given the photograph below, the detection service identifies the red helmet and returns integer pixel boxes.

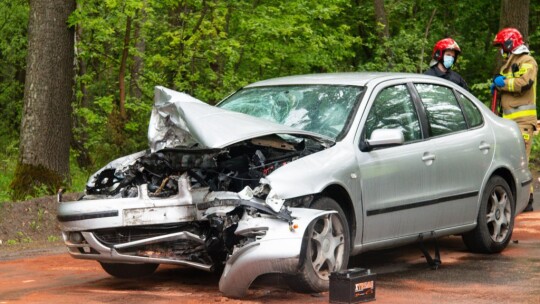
[432,38,461,61]
[493,28,523,52]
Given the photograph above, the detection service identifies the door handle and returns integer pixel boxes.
[479,142,491,154]
[479,142,491,150]
[422,152,435,165]
[422,153,435,161]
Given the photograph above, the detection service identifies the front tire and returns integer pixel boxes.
[99,262,159,279]
[462,176,515,253]
[292,197,350,293]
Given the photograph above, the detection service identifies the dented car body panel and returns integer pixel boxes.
[58,72,531,297]
[149,86,332,151]
[218,208,335,298]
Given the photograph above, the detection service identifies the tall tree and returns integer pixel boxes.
[493,0,529,73]
[130,7,146,100]
[11,0,76,200]
[373,0,393,69]
[118,16,132,120]
[500,0,529,39]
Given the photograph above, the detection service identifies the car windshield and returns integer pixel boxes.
[218,85,364,139]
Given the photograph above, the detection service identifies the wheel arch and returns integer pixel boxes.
[489,167,517,207]
[320,184,357,243]
[462,172,516,253]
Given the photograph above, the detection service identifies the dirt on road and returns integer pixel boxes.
[2,174,540,303]
[1,208,540,303]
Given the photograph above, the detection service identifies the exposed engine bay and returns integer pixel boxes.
[86,134,324,199]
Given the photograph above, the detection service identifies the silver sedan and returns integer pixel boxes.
[58,72,531,297]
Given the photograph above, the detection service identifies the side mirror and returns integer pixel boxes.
[360,129,405,152]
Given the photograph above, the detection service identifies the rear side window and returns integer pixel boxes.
[458,93,483,128]
[364,84,421,142]
[415,84,467,137]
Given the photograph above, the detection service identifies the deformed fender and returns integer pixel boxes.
[219,207,335,298]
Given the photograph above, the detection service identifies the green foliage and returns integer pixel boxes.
[69,149,94,192]
[67,0,361,166]
[0,142,19,203]
[0,0,28,146]
[28,208,45,231]
[2,0,540,201]
[470,79,495,109]
[48,235,60,242]
[0,148,90,202]
[531,134,540,158]
[9,163,65,201]
[16,231,32,243]
[4,232,33,245]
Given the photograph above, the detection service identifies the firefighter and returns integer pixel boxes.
[492,27,538,212]
[425,38,469,90]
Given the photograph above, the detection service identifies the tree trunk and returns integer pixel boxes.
[374,0,390,40]
[500,0,529,40]
[119,16,132,120]
[72,14,93,169]
[130,8,146,100]
[373,0,393,70]
[11,0,76,200]
[419,9,437,73]
[107,16,133,147]
[495,0,530,72]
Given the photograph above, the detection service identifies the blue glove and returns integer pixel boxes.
[493,75,506,87]
[490,83,496,95]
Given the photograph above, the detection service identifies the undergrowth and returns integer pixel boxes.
[0,148,90,204]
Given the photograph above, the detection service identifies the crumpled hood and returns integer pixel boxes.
[148,86,330,151]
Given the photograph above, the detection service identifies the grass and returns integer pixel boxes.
[47,235,60,242]
[0,149,90,204]
[0,146,18,204]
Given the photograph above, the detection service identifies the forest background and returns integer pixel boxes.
[0,0,539,202]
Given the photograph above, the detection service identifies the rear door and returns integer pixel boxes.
[412,84,493,227]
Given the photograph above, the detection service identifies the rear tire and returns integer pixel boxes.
[462,176,515,253]
[291,197,350,293]
[99,262,159,279]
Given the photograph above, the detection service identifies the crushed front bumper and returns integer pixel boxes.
[58,185,332,297]
[219,208,334,297]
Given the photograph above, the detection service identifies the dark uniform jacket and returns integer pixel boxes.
[424,65,469,91]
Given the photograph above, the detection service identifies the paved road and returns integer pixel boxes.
[1,200,539,303]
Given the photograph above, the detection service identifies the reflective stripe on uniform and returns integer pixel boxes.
[503,109,537,120]
[503,104,536,115]
[519,63,533,74]
[503,104,537,120]
[500,63,534,92]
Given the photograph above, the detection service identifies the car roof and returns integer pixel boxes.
[244,72,442,87]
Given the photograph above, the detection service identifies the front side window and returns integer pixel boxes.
[415,84,467,137]
[218,85,364,140]
[364,84,421,142]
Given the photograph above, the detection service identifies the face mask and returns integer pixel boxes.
[443,55,454,69]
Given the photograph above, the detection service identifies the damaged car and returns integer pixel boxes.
[58,73,532,297]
